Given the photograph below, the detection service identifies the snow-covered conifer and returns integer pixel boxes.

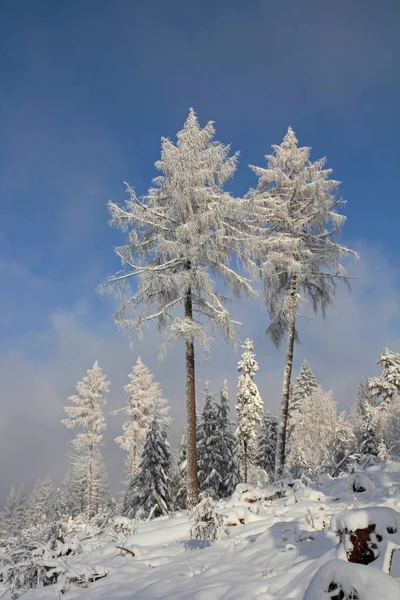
[29,477,56,526]
[369,347,400,407]
[190,496,225,541]
[214,381,239,497]
[197,384,221,498]
[62,361,110,520]
[123,419,173,520]
[255,410,278,482]
[247,128,356,477]
[235,339,264,483]
[2,485,29,536]
[286,361,320,472]
[115,357,170,481]
[173,430,188,510]
[101,109,254,506]
[359,401,380,467]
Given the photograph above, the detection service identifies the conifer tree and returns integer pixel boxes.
[115,357,170,480]
[247,128,356,478]
[214,381,240,497]
[101,109,254,506]
[174,430,188,510]
[190,496,225,541]
[123,419,173,520]
[29,477,56,526]
[197,384,221,498]
[369,347,400,407]
[2,485,29,536]
[255,411,278,482]
[236,339,264,483]
[62,361,110,520]
[360,402,379,459]
[286,360,320,471]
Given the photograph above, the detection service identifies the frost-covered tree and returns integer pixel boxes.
[1,485,29,536]
[101,109,254,506]
[286,388,353,475]
[123,419,173,520]
[247,128,356,478]
[290,360,319,414]
[190,496,225,541]
[29,477,56,526]
[62,361,110,520]
[351,380,376,449]
[173,430,188,510]
[255,411,278,482]
[369,347,400,407]
[115,357,170,481]
[358,401,380,467]
[214,381,240,497]
[381,394,400,457]
[197,384,221,498]
[286,361,320,471]
[236,339,264,483]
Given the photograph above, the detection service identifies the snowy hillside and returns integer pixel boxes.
[13,460,400,600]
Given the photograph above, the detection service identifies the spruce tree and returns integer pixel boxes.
[235,339,264,483]
[197,384,221,498]
[101,109,254,506]
[29,477,56,526]
[115,357,170,480]
[286,360,320,472]
[360,402,379,458]
[247,128,356,477]
[123,419,173,520]
[255,411,278,482]
[174,430,188,509]
[62,361,110,520]
[214,381,239,497]
[369,347,400,407]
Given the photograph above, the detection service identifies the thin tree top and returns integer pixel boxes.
[247,127,358,347]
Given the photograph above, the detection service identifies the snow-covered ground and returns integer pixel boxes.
[19,461,400,600]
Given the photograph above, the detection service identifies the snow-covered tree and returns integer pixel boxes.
[214,381,240,497]
[173,430,188,510]
[236,339,264,483]
[246,128,356,478]
[255,410,278,482]
[290,360,319,414]
[382,394,400,456]
[123,419,173,520]
[369,347,400,407]
[115,357,170,481]
[62,361,110,520]
[29,477,56,526]
[1,485,29,536]
[190,496,225,541]
[101,109,254,506]
[286,388,353,476]
[286,361,320,472]
[197,384,221,498]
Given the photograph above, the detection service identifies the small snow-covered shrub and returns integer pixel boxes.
[190,497,225,541]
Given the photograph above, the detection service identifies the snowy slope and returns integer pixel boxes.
[18,461,400,600]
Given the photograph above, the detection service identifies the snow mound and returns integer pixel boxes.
[304,558,400,600]
[331,507,400,535]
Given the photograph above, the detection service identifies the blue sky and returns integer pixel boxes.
[0,0,399,500]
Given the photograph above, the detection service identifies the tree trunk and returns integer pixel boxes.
[185,286,200,507]
[275,275,297,480]
[243,440,248,484]
[87,442,94,521]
